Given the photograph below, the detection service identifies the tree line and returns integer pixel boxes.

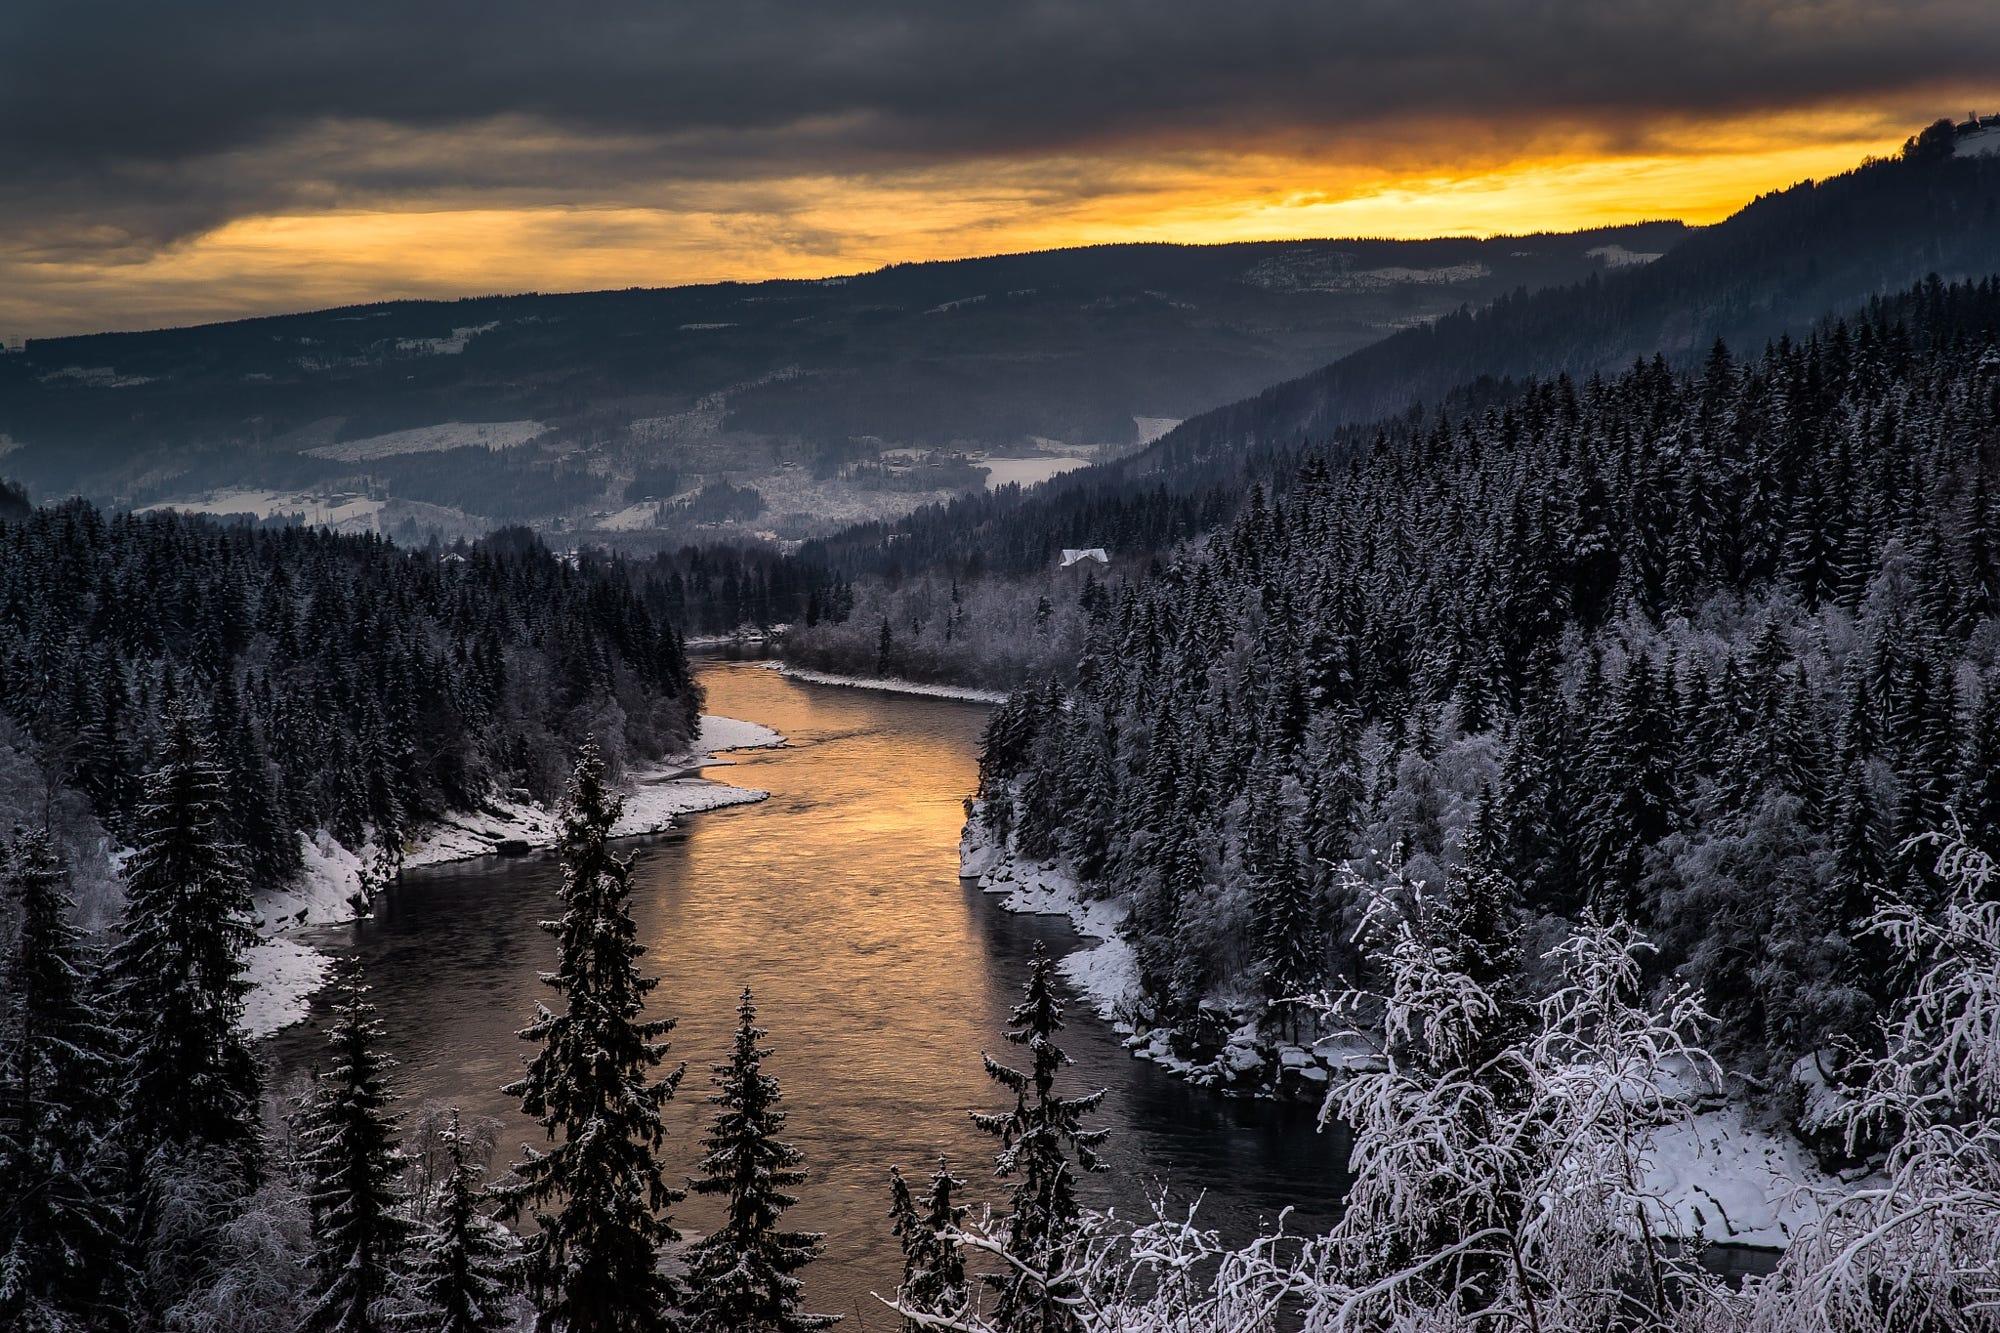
[0,505,700,910]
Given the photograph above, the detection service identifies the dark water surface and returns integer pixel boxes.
[268,658,1347,1324]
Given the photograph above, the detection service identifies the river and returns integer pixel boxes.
[267,656,1349,1324]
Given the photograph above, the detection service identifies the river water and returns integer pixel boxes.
[268,657,1348,1324]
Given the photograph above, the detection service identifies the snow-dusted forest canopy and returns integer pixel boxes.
[974,275,2000,1111]
[0,509,700,921]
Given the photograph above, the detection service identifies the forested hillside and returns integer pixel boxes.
[0,508,700,906]
[0,227,1681,547]
[1144,131,2000,471]
[973,274,2000,1117]
[802,136,2000,591]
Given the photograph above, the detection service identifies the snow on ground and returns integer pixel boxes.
[978,455,1091,489]
[764,660,1011,704]
[1134,415,1182,445]
[1643,1107,1837,1248]
[1587,243,1666,268]
[593,500,667,531]
[959,799,1841,1251]
[38,364,154,387]
[1243,254,1491,292]
[140,489,387,525]
[243,715,783,1037]
[395,322,498,356]
[683,626,784,649]
[241,937,335,1039]
[304,419,546,462]
[959,809,1136,1019]
[1959,127,2000,158]
[698,714,785,752]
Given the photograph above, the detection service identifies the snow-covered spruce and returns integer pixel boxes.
[295,957,413,1333]
[395,1107,520,1333]
[0,828,127,1330]
[682,987,835,1333]
[492,742,685,1332]
[892,942,1109,1333]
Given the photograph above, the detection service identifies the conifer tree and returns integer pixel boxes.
[298,957,413,1333]
[107,705,262,1169]
[495,742,684,1333]
[0,828,127,1331]
[1243,769,1321,1039]
[887,1161,967,1330]
[1580,657,1679,919]
[683,988,835,1333]
[971,944,1108,1333]
[395,1108,517,1333]
[1956,674,2000,856]
[1441,805,1530,1076]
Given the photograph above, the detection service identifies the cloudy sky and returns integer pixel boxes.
[2,1,1994,336]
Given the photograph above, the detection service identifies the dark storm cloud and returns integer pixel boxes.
[1,1,1994,255]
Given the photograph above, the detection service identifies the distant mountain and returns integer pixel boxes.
[0,227,1683,544]
[812,141,2000,580]
[1140,142,2000,473]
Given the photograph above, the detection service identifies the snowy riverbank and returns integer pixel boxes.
[958,803,1840,1252]
[761,659,1012,704]
[243,714,785,1037]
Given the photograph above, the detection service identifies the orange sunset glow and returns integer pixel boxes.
[0,97,1968,337]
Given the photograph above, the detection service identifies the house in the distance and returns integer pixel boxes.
[1060,547,1109,568]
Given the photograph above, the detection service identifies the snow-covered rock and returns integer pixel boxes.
[1642,1107,1838,1248]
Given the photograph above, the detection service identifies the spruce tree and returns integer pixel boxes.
[1441,805,1530,1076]
[495,742,683,1333]
[298,957,413,1333]
[1956,674,2000,857]
[887,1161,967,1330]
[107,705,262,1169]
[0,829,127,1331]
[683,988,835,1333]
[1580,657,1680,920]
[1243,769,1321,1040]
[971,944,1109,1333]
[396,1108,518,1333]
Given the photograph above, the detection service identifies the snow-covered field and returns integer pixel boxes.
[304,419,546,461]
[1244,254,1491,292]
[1587,243,1666,268]
[395,322,498,356]
[1133,415,1182,445]
[244,714,785,1036]
[140,489,387,525]
[978,455,1091,489]
[764,660,1011,704]
[594,499,669,531]
[1960,127,2000,158]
